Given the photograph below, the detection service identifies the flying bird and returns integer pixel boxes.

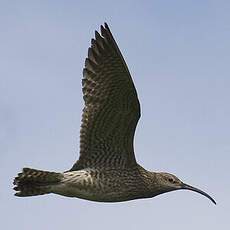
[14,23,216,204]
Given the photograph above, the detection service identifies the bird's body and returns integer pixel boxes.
[14,23,216,205]
[16,166,162,202]
[52,166,155,202]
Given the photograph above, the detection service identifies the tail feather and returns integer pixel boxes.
[14,168,63,197]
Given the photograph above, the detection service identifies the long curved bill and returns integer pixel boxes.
[181,183,216,205]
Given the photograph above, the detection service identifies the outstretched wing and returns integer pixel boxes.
[69,23,140,171]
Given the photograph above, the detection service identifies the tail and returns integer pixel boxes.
[13,168,63,197]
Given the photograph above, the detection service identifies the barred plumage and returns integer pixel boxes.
[13,23,216,204]
[14,168,62,196]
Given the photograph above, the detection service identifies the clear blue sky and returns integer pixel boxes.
[1,0,229,229]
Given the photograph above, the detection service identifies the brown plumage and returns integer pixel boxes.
[14,168,62,196]
[13,23,216,204]
[71,24,140,171]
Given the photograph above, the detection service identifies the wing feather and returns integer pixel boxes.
[70,23,140,171]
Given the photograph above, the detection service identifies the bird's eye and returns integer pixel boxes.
[168,178,174,183]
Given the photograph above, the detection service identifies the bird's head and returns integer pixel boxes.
[155,172,216,204]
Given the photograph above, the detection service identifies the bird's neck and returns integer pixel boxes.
[137,165,171,198]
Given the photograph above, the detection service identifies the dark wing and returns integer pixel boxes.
[69,23,140,171]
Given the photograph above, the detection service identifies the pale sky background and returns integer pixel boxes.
[1,0,229,229]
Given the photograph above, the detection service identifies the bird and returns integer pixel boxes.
[13,23,216,205]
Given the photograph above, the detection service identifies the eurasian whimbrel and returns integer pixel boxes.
[13,23,216,204]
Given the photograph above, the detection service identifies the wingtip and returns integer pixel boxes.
[95,30,100,37]
[104,22,109,28]
[100,24,105,33]
[104,22,111,33]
